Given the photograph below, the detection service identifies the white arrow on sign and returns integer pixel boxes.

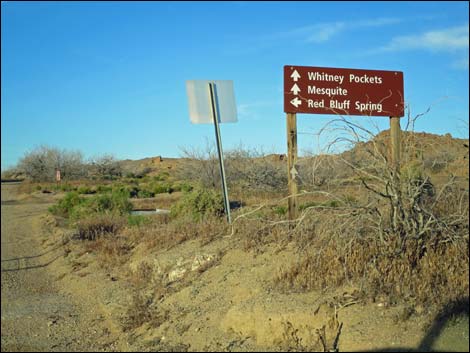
[290,97,302,108]
[290,83,301,95]
[290,166,299,180]
[290,70,301,82]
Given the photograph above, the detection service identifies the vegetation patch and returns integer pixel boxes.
[127,214,152,227]
[122,292,168,331]
[76,214,125,240]
[49,190,133,222]
[170,187,224,221]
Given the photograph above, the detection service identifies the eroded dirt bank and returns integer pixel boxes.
[1,182,468,352]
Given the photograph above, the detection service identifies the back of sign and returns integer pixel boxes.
[186,80,238,124]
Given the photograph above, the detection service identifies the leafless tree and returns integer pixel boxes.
[89,154,122,180]
[178,139,220,188]
[17,145,86,181]
[225,145,287,191]
[179,140,287,191]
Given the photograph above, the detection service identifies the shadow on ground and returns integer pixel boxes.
[356,297,469,352]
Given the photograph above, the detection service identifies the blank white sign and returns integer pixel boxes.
[186,80,238,124]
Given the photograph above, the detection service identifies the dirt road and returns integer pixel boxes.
[2,182,468,352]
[1,183,119,351]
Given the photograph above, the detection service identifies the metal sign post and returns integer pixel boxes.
[186,79,237,224]
[208,82,232,224]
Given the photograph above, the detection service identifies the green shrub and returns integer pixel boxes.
[50,190,133,221]
[181,183,193,193]
[59,183,75,192]
[137,189,155,198]
[96,185,112,194]
[273,205,287,216]
[69,202,96,221]
[63,183,73,192]
[135,167,152,178]
[170,188,224,221]
[156,171,170,180]
[49,191,84,217]
[127,214,151,227]
[152,182,173,194]
[128,186,140,198]
[299,201,318,211]
[94,190,133,214]
[172,182,193,193]
[152,175,165,182]
[325,200,341,208]
[108,184,138,198]
[77,186,95,194]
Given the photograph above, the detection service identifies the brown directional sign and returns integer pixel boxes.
[284,65,404,117]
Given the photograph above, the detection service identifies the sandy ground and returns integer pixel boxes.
[1,183,126,351]
[1,182,468,352]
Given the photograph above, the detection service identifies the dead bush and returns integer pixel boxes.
[275,112,467,310]
[225,146,287,191]
[76,214,125,240]
[274,211,469,309]
[178,142,287,191]
[178,140,220,188]
[84,234,133,269]
[128,261,154,288]
[233,218,290,253]
[122,292,168,331]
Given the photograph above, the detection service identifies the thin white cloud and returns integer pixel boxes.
[356,17,404,27]
[293,17,403,43]
[452,57,469,70]
[237,100,279,120]
[265,17,403,44]
[305,22,346,43]
[377,25,469,52]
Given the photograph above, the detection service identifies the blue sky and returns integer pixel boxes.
[2,1,469,169]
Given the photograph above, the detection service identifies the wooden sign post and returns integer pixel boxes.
[390,116,401,170]
[55,169,61,190]
[284,65,404,222]
[286,112,298,221]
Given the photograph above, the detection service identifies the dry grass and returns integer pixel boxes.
[127,261,154,288]
[123,215,228,251]
[231,217,290,253]
[17,181,40,194]
[129,192,182,210]
[122,292,168,331]
[267,122,470,312]
[274,208,469,310]
[76,214,125,240]
[84,234,134,269]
